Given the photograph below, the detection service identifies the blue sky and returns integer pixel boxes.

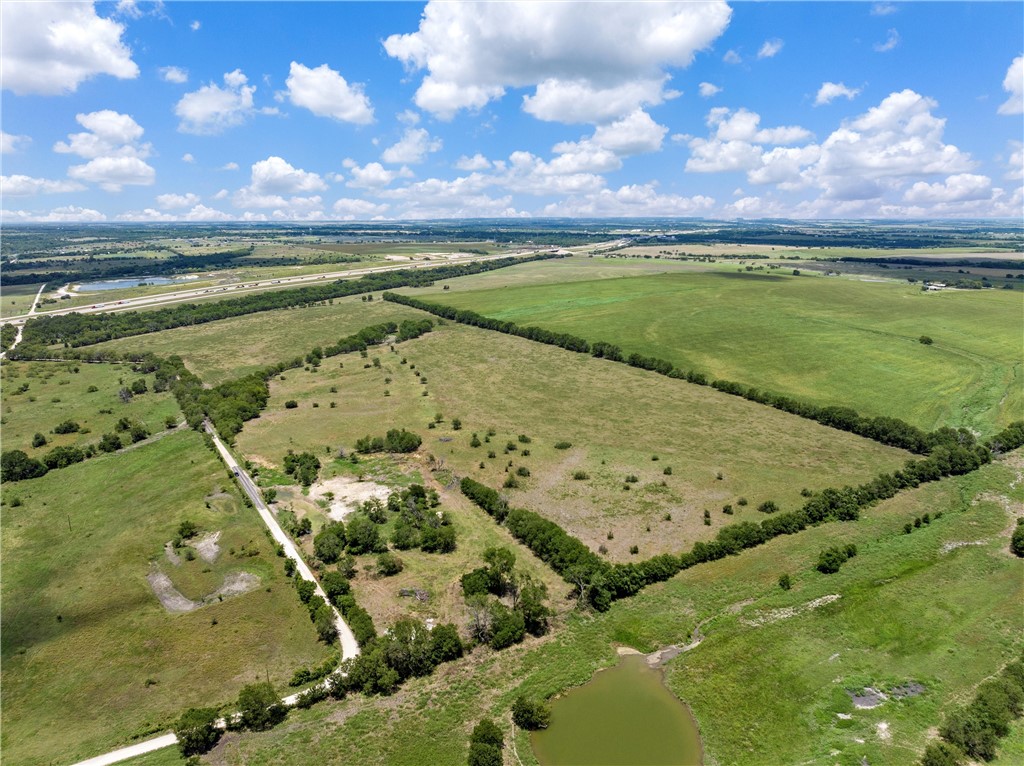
[2,1,1022,221]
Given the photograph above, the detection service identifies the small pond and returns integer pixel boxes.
[75,277,188,291]
[531,653,703,766]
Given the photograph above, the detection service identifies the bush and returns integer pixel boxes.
[98,433,122,452]
[778,573,792,590]
[663,466,672,475]
[468,742,503,766]
[553,441,572,449]
[377,551,404,576]
[1,450,48,482]
[1011,519,1024,558]
[321,570,350,603]
[757,500,779,514]
[816,545,855,574]
[284,400,298,409]
[430,623,464,664]
[174,707,221,756]
[512,695,551,730]
[314,522,346,563]
[53,420,80,434]
[31,432,47,448]
[920,335,934,345]
[471,718,504,749]
[236,681,287,731]
[920,741,965,766]
[572,470,589,480]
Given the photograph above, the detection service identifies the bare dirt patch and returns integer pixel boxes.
[211,571,260,599]
[194,531,222,563]
[164,542,182,566]
[941,540,988,554]
[309,476,392,521]
[848,687,887,709]
[741,594,842,627]
[147,568,198,612]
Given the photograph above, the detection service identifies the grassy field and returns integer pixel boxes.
[411,265,1023,435]
[0,360,182,456]
[0,430,333,766]
[235,322,910,561]
[155,452,1022,766]
[92,297,426,384]
[0,282,44,318]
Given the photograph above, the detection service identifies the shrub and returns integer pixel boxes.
[53,420,80,434]
[816,545,856,574]
[554,441,572,449]
[722,504,734,515]
[284,400,298,409]
[512,696,551,730]
[624,474,639,484]
[470,433,482,448]
[663,466,672,475]
[920,335,934,345]
[516,466,530,477]
[757,500,779,514]
[174,707,221,756]
[376,552,404,576]
[468,742,503,766]
[31,433,47,448]
[572,470,589,480]
[737,497,748,506]
[1011,519,1024,558]
[236,682,287,731]
[778,573,792,590]
[470,718,504,749]
[503,474,520,489]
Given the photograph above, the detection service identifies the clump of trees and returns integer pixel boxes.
[173,707,221,756]
[355,429,423,454]
[461,546,550,649]
[283,450,321,486]
[468,719,504,766]
[390,484,457,553]
[920,657,1024,764]
[512,695,551,730]
[294,577,338,644]
[816,544,858,574]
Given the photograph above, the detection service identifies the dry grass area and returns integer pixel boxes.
[236,322,910,562]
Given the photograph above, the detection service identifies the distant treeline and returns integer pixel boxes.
[634,228,1022,250]
[461,420,1023,610]
[1,247,255,286]
[382,292,1005,453]
[838,255,1024,271]
[12,252,565,351]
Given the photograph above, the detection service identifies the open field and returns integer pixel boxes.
[0,430,333,766]
[236,322,910,561]
[266,456,572,631]
[0,360,181,456]
[166,452,1023,766]
[92,297,426,384]
[0,282,44,318]
[413,267,1023,435]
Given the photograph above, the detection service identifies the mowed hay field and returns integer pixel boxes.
[91,296,427,384]
[236,322,910,561]
[163,453,1023,766]
[0,430,333,766]
[0,282,44,318]
[1,360,181,456]
[412,265,1024,435]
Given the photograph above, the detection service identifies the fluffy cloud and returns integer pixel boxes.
[758,39,784,59]
[284,62,374,124]
[175,70,256,134]
[190,20,200,31]
[455,154,493,171]
[550,110,668,174]
[747,145,821,188]
[383,1,731,122]
[159,66,188,84]
[331,198,390,219]
[815,82,861,106]
[810,89,974,198]
[1,205,106,222]
[381,128,442,164]
[903,173,992,203]
[686,108,811,174]
[67,156,155,191]
[248,156,326,195]
[378,176,522,219]
[116,208,177,222]
[1007,142,1023,181]
[699,82,722,98]
[874,29,900,53]
[0,2,138,95]
[54,110,155,191]
[542,184,715,216]
[723,49,742,64]
[343,160,412,189]
[156,192,201,209]
[871,3,898,16]
[54,110,150,158]
[182,153,195,163]
[1,132,31,154]
[998,56,1023,115]
[1,175,85,196]
[707,107,811,144]
[220,162,239,171]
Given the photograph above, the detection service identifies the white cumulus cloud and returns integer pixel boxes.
[332,198,390,220]
[903,173,993,203]
[54,110,155,191]
[1,132,31,154]
[542,185,715,217]
[699,82,722,98]
[159,66,188,84]
[757,39,784,59]
[381,128,442,164]
[1,175,85,196]
[1,1,138,95]
[156,192,201,209]
[343,160,412,189]
[182,153,195,163]
[815,82,862,106]
[998,56,1023,115]
[67,156,155,192]
[175,70,257,135]
[383,1,731,122]
[284,62,374,124]
[455,154,493,171]
[874,29,900,53]
[2,205,106,222]
[248,156,326,195]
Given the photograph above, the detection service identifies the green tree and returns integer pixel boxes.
[314,522,346,563]
[31,432,47,448]
[346,515,383,555]
[173,707,221,756]
[1011,520,1024,558]
[430,623,464,664]
[236,681,286,731]
[512,695,551,730]
[920,741,964,766]
[468,742,503,766]
[377,551,404,576]
[98,433,122,453]
[321,571,350,604]
[470,718,504,749]
[518,576,550,636]
[0,450,48,482]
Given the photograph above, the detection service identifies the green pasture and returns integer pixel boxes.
[413,268,1023,435]
[0,430,332,766]
[236,322,909,560]
[1,360,181,456]
[187,453,1024,766]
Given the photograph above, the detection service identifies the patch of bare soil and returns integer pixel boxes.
[848,687,887,709]
[210,571,260,599]
[147,568,198,612]
[164,542,181,566]
[194,530,222,563]
[741,594,841,627]
[309,476,391,521]
[941,540,988,554]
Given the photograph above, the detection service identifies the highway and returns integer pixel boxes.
[0,251,542,325]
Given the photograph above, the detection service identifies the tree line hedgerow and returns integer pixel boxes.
[459,418,1023,610]
[10,253,567,351]
[381,292,1023,456]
